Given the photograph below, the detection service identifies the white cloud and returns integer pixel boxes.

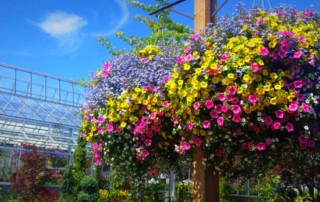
[37,11,87,53]
[38,11,87,37]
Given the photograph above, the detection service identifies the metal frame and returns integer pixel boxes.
[0,63,83,150]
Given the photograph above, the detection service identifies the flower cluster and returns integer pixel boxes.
[80,5,320,179]
[80,41,182,180]
[165,6,320,175]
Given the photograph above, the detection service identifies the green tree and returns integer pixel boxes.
[72,136,87,198]
[97,0,191,55]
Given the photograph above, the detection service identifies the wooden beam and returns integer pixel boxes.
[193,1,219,202]
[194,0,211,32]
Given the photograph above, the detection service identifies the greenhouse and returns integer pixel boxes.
[0,63,83,188]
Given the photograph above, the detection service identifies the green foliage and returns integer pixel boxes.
[61,165,75,201]
[77,191,99,202]
[72,136,87,197]
[97,0,190,55]
[80,176,99,195]
[76,176,99,202]
[175,181,193,202]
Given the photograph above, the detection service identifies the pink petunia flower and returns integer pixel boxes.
[232,114,241,123]
[307,140,316,148]
[250,63,262,73]
[162,101,169,107]
[221,105,229,113]
[101,63,112,78]
[293,80,303,88]
[204,99,214,109]
[149,113,156,120]
[187,122,194,130]
[256,142,266,151]
[107,123,114,132]
[176,56,184,64]
[264,116,273,127]
[217,117,225,126]
[163,77,170,83]
[293,51,303,59]
[217,93,226,101]
[285,122,294,132]
[220,53,228,62]
[141,149,150,157]
[248,95,259,104]
[202,120,211,129]
[92,142,99,150]
[184,54,194,62]
[275,110,285,119]
[231,105,242,114]
[98,116,106,123]
[228,86,237,95]
[259,47,269,56]
[193,102,201,110]
[301,103,310,113]
[271,121,281,130]
[210,110,219,119]
[193,138,202,147]
[288,101,299,113]
[145,139,152,147]
[247,142,253,150]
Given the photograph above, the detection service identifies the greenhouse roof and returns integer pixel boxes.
[0,63,84,150]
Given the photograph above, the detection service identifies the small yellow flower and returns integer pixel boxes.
[184,63,191,71]
[270,97,277,105]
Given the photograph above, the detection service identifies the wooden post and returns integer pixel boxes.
[193,0,219,202]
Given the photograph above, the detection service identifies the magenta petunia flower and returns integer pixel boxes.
[141,149,150,157]
[187,122,194,130]
[228,86,237,95]
[256,142,266,151]
[259,47,269,56]
[307,140,316,148]
[193,102,201,110]
[293,51,303,59]
[193,138,202,147]
[220,53,228,62]
[250,62,261,73]
[248,95,259,104]
[107,123,114,132]
[149,113,156,120]
[210,110,219,119]
[98,116,106,123]
[202,120,211,129]
[232,114,241,123]
[204,99,214,109]
[264,116,273,127]
[293,80,303,88]
[285,122,294,132]
[301,103,310,113]
[231,105,242,114]
[288,101,299,113]
[217,93,226,101]
[271,121,281,130]
[221,105,229,113]
[145,139,152,147]
[275,110,285,119]
[217,117,225,126]
[92,142,99,150]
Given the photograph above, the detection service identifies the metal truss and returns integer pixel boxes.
[0,63,84,150]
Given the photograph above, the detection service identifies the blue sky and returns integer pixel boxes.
[0,0,318,81]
